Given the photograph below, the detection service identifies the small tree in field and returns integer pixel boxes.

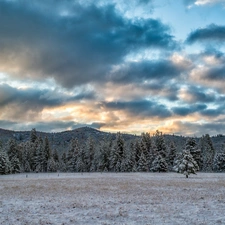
[173,150,199,178]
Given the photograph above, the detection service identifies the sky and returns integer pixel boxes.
[0,0,225,136]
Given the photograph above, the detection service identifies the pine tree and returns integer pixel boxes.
[137,152,148,172]
[20,142,31,172]
[6,139,21,173]
[76,146,86,172]
[10,156,21,173]
[140,135,151,168]
[150,154,168,172]
[125,142,136,172]
[213,145,225,172]
[47,157,57,172]
[43,136,51,172]
[185,138,202,169]
[200,134,215,172]
[0,150,11,175]
[109,132,125,172]
[30,128,38,143]
[59,152,67,172]
[134,140,141,165]
[168,141,177,170]
[34,137,44,172]
[7,139,19,161]
[52,149,59,162]
[66,138,79,172]
[154,130,167,158]
[97,137,110,172]
[85,137,95,171]
[173,150,199,178]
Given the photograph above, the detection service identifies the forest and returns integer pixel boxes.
[0,128,225,176]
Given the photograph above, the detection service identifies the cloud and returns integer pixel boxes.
[179,86,217,103]
[183,0,225,7]
[0,83,95,121]
[172,104,207,116]
[186,24,225,44]
[109,59,184,84]
[0,0,177,88]
[101,99,172,118]
[170,120,225,137]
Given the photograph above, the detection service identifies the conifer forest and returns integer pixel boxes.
[1,127,225,177]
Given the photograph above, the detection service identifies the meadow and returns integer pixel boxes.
[0,172,225,225]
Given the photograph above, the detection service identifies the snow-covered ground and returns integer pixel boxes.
[0,172,225,225]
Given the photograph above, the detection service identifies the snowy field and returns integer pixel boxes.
[0,173,225,225]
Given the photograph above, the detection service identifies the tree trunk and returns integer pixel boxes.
[186,174,188,178]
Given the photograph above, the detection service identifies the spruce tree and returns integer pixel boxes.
[213,147,225,172]
[67,138,79,172]
[168,141,177,170]
[200,134,215,172]
[10,156,21,173]
[30,128,38,143]
[85,137,94,171]
[185,138,202,169]
[173,150,199,178]
[47,157,57,172]
[0,150,11,175]
[76,146,86,172]
[6,139,21,173]
[109,132,125,172]
[150,154,168,172]
[137,152,148,172]
[154,130,167,158]
[97,137,110,172]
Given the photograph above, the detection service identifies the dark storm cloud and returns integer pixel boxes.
[110,59,183,84]
[101,99,172,118]
[0,0,177,88]
[186,24,225,44]
[172,104,207,116]
[204,65,225,80]
[184,86,217,103]
[0,84,61,108]
[141,82,179,101]
[0,83,95,115]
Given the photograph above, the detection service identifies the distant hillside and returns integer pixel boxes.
[0,127,225,153]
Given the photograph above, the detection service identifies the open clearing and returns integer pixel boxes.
[0,173,225,225]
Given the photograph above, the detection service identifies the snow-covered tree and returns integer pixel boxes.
[213,149,225,172]
[67,138,79,172]
[96,137,111,172]
[76,146,87,172]
[52,149,59,163]
[154,130,167,158]
[173,150,199,178]
[6,139,21,173]
[84,136,95,171]
[110,132,125,172]
[0,150,11,175]
[10,156,21,173]
[167,142,177,170]
[137,152,148,172]
[150,154,168,172]
[47,157,57,172]
[200,134,215,172]
[185,138,202,169]
[30,128,38,143]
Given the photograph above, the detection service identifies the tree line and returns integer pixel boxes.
[0,129,225,177]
